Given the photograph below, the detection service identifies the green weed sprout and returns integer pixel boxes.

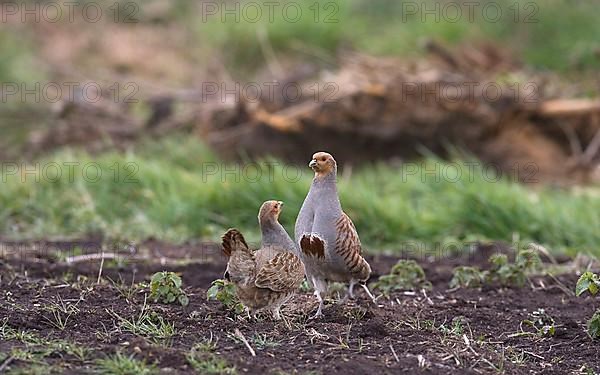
[207,279,244,315]
[150,271,189,307]
[575,271,600,339]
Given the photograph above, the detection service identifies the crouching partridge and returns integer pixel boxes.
[222,200,305,320]
[295,152,376,318]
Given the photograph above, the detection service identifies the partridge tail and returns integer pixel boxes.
[222,228,249,257]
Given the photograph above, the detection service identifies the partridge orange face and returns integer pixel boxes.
[309,152,336,177]
[258,200,284,223]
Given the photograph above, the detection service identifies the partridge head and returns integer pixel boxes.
[309,152,337,178]
[258,200,283,224]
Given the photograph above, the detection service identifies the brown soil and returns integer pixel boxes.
[1,241,599,374]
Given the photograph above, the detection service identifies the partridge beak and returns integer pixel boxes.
[277,201,284,207]
[309,159,317,168]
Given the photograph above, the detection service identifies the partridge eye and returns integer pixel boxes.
[321,157,326,161]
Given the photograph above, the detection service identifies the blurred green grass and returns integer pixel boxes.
[1,136,599,256]
[193,0,600,74]
[2,0,598,83]
[0,30,49,159]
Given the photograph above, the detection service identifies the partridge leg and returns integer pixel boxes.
[339,281,357,304]
[309,277,328,318]
[312,289,324,319]
[360,283,378,304]
[348,281,357,299]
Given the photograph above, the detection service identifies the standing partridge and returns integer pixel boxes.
[222,200,305,320]
[295,152,376,317]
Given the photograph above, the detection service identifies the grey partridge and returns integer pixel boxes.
[294,152,375,317]
[222,200,304,320]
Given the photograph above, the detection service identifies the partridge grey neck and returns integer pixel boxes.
[295,169,342,249]
[310,171,341,209]
[260,218,297,254]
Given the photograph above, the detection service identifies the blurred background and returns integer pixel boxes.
[1,0,600,255]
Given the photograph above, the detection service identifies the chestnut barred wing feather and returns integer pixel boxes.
[335,212,362,256]
[335,212,370,280]
[255,252,305,292]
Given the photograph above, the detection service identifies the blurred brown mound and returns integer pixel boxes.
[204,43,600,184]
[27,96,140,156]
[27,42,600,184]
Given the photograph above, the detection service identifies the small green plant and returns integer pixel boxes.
[450,249,542,289]
[587,310,600,339]
[47,339,89,362]
[150,271,189,306]
[186,344,236,374]
[488,250,541,287]
[41,295,80,331]
[372,259,431,296]
[108,298,177,345]
[207,279,244,315]
[108,276,142,302]
[438,316,467,337]
[450,266,484,288]
[576,272,600,297]
[522,308,556,337]
[252,333,281,350]
[196,333,219,352]
[575,272,600,339]
[95,352,157,375]
[0,319,91,368]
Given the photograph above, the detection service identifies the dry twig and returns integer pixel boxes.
[234,328,256,357]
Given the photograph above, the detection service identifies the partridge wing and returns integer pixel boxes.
[335,212,370,279]
[335,212,362,256]
[255,252,305,292]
